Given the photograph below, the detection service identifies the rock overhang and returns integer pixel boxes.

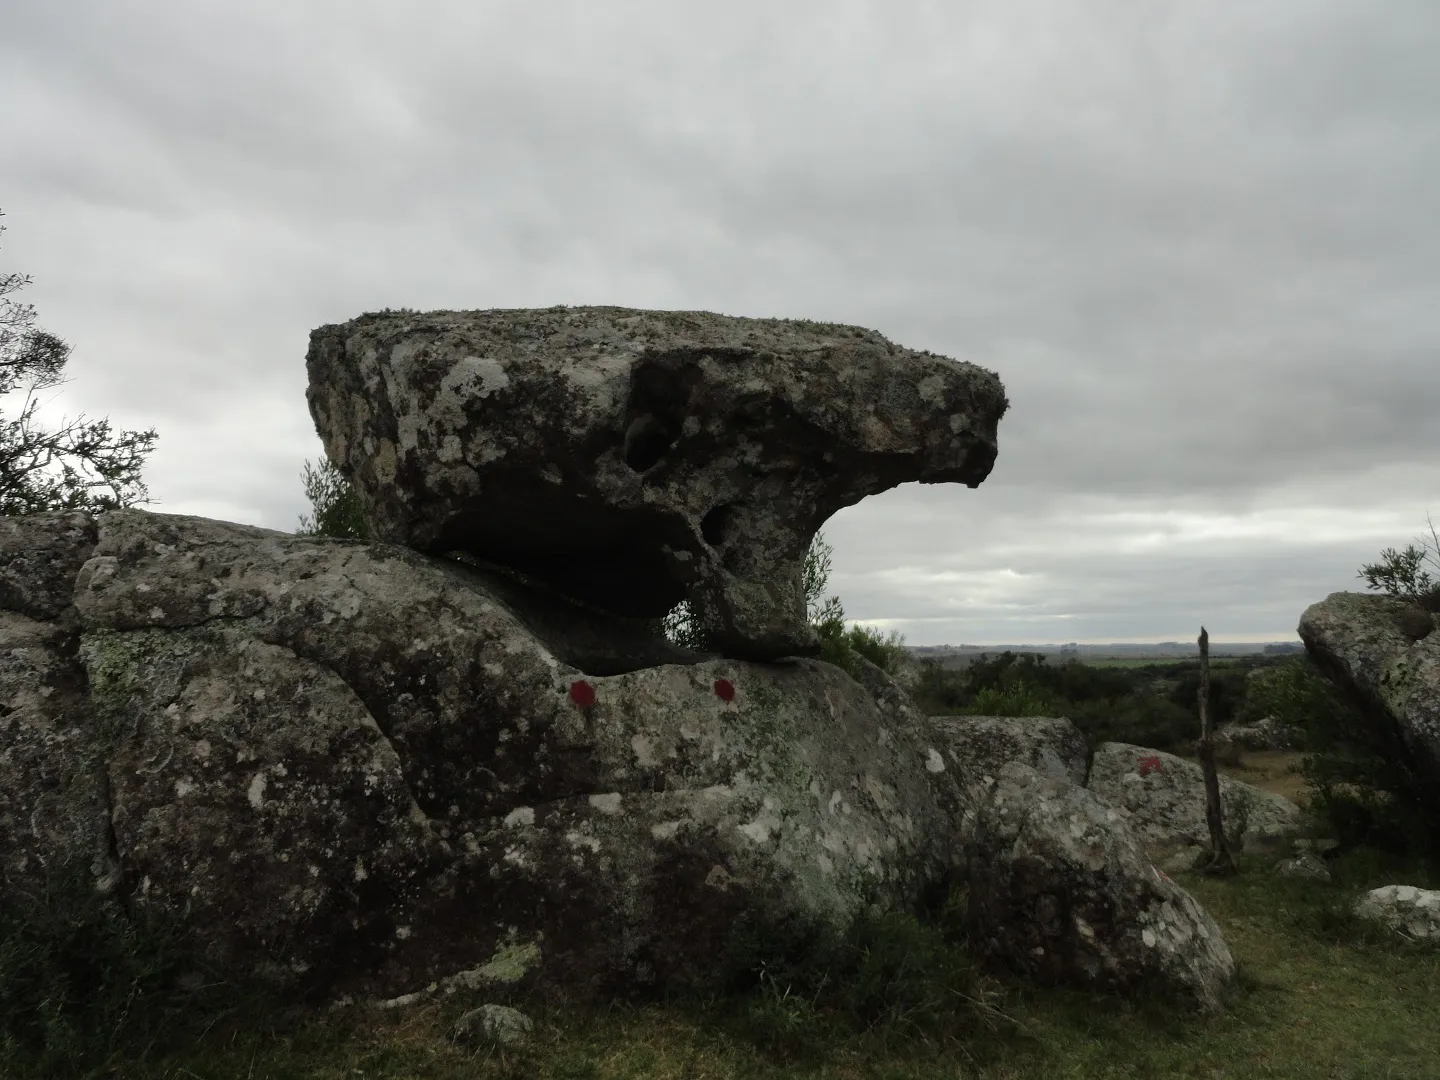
[306,305,1008,660]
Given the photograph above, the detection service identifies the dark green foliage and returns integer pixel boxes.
[1253,655,1439,855]
[0,209,158,516]
[295,457,370,540]
[719,893,1000,1063]
[816,621,908,680]
[1167,667,1240,727]
[0,857,236,1077]
[1356,514,1440,605]
[913,651,1204,752]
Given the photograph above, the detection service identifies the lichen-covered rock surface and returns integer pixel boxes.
[964,762,1237,1015]
[1298,591,1440,820]
[926,714,1089,872]
[2,508,962,1003]
[931,715,1087,790]
[305,306,1008,658]
[1353,885,1440,941]
[1086,743,1304,856]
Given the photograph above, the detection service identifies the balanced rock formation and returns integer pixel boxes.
[964,762,1237,1015]
[1298,591,1440,822]
[305,307,1008,659]
[2,509,963,1002]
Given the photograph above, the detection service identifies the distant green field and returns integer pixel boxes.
[1081,656,1248,669]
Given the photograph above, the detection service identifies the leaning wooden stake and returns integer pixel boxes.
[1196,626,1238,876]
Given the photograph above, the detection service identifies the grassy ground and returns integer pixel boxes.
[1081,657,1249,670]
[77,844,1440,1080]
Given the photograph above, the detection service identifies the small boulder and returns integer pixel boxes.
[965,763,1237,1015]
[1274,852,1331,882]
[1354,885,1440,941]
[1211,716,1302,752]
[450,1003,534,1047]
[1086,743,1303,855]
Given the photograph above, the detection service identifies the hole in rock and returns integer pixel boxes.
[621,356,701,474]
[701,504,737,547]
[623,413,676,473]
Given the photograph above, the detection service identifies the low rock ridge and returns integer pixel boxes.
[0,509,1246,1016]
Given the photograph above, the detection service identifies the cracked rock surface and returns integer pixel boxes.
[305,306,1008,659]
[1,509,964,1002]
[965,762,1238,1015]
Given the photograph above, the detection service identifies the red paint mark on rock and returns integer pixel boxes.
[1138,755,1162,777]
[713,678,736,703]
[569,680,596,708]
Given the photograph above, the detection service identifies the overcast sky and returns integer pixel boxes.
[3,1,1438,645]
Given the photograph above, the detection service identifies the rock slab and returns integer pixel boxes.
[306,307,1008,658]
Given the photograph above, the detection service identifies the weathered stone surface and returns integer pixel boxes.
[19,508,959,1001]
[1353,885,1440,941]
[0,610,115,898]
[930,715,1088,789]
[1085,743,1303,855]
[1298,591,1440,821]
[1212,715,1302,752]
[305,307,1008,659]
[451,1003,534,1047]
[0,510,97,622]
[964,763,1236,1015]
[926,714,1089,874]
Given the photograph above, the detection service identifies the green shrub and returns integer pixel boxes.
[1251,654,1437,854]
[956,679,1056,718]
[720,895,1003,1062]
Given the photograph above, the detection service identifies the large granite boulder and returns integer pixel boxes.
[1298,591,1440,821]
[2,509,962,1003]
[305,307,1008,659]
[964,762,1237,1015]
[1086,743,1304,856]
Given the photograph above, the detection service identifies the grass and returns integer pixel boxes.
[1081,657,1248,670]
[1178,749,1314,803]
[27,843,1436,1080]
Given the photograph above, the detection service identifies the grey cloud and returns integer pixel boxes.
[2,0,1437,643]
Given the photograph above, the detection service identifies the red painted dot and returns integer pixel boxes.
[1138,755,1162,777]
[713,678,736,703]
[569,680,596,708]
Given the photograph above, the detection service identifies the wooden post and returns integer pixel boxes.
[1196,626,1238,875]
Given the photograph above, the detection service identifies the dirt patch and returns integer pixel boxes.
[1179,750,1313,804]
